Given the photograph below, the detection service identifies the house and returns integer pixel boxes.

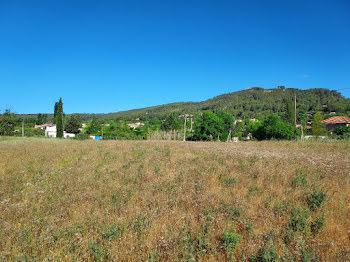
[44,125,75,138]
[321,116,350,131]
[34,123,55,130]
[128,122,144,129]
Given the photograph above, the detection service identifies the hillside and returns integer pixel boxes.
[102,87,350,120]
[17,88,350,121]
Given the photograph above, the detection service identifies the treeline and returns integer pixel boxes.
[14,88,350,122]
[2,88,350,140]
[91,88,350,121]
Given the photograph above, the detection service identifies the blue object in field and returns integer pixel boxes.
[95,136,101,141]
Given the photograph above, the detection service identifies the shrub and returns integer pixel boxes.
[288,207,310,234]
[291,169,307,187]
[311,214,326,234]
[253,115,294,140]
[306,189,327,211]
[250,238,279,262]
[74,133,90,140]
[101,223,124,240]
[222,227,241,260]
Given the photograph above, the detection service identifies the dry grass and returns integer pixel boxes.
[0,138,349,261]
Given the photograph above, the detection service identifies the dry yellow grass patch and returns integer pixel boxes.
[0,138,349,261]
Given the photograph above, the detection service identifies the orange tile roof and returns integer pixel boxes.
[321,116,350,124]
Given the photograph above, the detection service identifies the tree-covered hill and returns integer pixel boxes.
[17,88,350,121]
[102,87,350,120]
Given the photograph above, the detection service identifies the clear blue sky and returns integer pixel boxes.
[1,0,349,114]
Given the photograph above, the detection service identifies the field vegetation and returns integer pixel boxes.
[0,138,350,261]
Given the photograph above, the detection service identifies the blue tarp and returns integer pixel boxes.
[95,136,101,141]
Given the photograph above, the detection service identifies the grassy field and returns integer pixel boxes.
[0,138,349,261]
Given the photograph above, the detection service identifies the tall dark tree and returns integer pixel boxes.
[56,98,64,138]
[37,113,48,125]
[53,102,58,124]
[283,98,294,124]
[65,114,82,134]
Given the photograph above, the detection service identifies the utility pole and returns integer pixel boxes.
[22,119,24,137]
[183,116,187,141]
[300,124,304,142]
[294,94,297,141]
[190,117,193,133]
[227,129,231,142]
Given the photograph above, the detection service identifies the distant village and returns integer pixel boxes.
[32,115,350,141]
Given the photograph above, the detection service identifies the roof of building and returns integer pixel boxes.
[34,123,55,129]
[321,116,350,124]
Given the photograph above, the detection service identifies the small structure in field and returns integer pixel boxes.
[321,116,350,131]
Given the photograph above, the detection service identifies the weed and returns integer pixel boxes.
[133,214,147,237]
[111,189,131,209]
[154,166,160,174]
[273,199,293,216]
[88,241,109,262]
[101,223,124,240]
[250,238,279,262]
[291,168,307,187]
[221,202,244,220]
[222,227,241,261]
[219,174,237,186]
[149,250,158,262]
[311,214,325,234]
[306,189,327,211]
[288,207,311,235]
[247,186,260,197]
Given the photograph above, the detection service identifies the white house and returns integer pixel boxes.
[44,125,75,138]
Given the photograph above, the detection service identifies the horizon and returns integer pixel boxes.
[1,0,350,114]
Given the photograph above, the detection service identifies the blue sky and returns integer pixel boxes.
[1,0,349,114]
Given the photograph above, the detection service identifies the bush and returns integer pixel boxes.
[288,207,310,234]
[250,238,279,262]
[291,169,307,187]
[253,115,294,140]
[306,189,327,211]
[222,227,241,259]
[311,214,326,234]
[74,133,90,140]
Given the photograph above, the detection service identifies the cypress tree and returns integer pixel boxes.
[53,102,58,124]
[56,98,64,138]
[283,98,294,124]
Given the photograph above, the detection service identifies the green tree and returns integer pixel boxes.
[0,109,16,136]
[217,111,235,141]
[53,102,58,124]
[253,115,293,140]
[160,113,182,131]
[311,112,327,136]
[192,111,224,141]
[85,119,101,135]
[65,114,82,134]
[56,98,64,138]
[37,113,48,125]
[283,98,294,124]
